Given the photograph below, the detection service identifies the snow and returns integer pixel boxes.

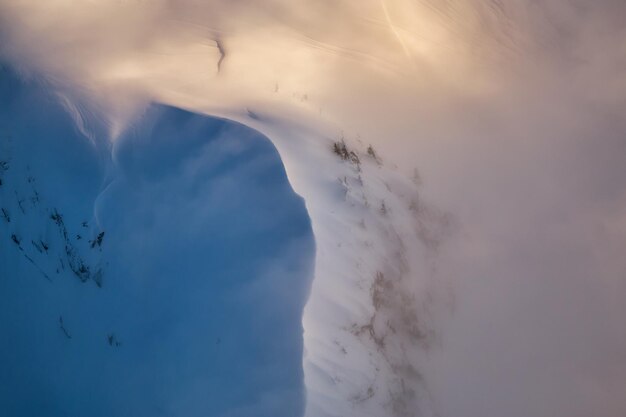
[237,117,452,417]
[0,62,451,417]
[0,67,314,417]
[3,2,626,416]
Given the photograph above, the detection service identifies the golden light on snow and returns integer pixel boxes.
[2,2,626,416]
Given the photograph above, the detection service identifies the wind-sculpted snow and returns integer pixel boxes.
[0,60,458,416]
[0,67,314,417]
[2,1,626,416]
[243,122,454,417]
[0,61,455,417]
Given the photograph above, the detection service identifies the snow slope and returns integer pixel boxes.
[231,112,453,417]
[3,2,626,416]
[1,63,451,417]
[0,66,314,417]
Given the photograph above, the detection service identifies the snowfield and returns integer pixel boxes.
[1,64,450,417]
[4,2,625,416]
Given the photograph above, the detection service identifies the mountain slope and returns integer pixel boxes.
[0,67,314,417]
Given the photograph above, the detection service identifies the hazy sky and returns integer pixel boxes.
[1,1,625,416]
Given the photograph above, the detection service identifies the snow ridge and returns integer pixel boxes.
[234,112,454,417]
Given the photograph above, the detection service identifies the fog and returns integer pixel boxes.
[1,1,625,416]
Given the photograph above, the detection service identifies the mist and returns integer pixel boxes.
[1,1,625,416]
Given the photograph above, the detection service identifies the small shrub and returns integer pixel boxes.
[367,145,381,164]
[332,138,361,169]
